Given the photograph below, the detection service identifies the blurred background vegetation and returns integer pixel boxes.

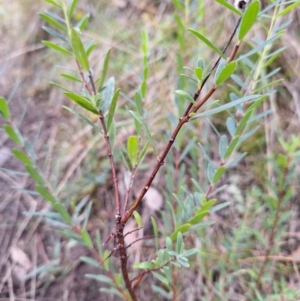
[0,0,300,300]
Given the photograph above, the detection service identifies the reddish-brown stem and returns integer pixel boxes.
[122,38,241,223]
[89,73,121,215]
[114,215,138,301]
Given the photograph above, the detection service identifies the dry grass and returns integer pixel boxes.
[0,0,300,300]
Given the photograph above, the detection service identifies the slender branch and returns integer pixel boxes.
[122,21,242,223]
[89,73,121,215]
[131,258,175,290]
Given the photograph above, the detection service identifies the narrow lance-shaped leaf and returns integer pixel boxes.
[188,211,209,225]
[170,223,191,241]
[215,0,243,16]
[212,166,226,184]
[26,165,45,185]
[81,229,93,248]
[219,135,228,159]
[12,149,32,165]
[0,97,10,119]
[127,136,139,167]
[68,0,79,19]
[36,185,57,204]
[188,29,226,58]
[42,41,73,56]
[194,67,203,81]
[76,14,90,31]
[98,49,111,90]
[175,90,195,103]
[224,135,240,159]
[215,61,237,86]
[106,88,120,131]
[100,77,115,113]
[60,73,81,83]
[238,0,261,41]
[235,109,253,135]
[42,26,68,43]
[133,211,142,228]
[277,1,300,17]
[45,0,61,8]
[39,13,66,32]
[129,111,157,154]
[4,125,23,145]
[71,28,90,71]
[64,92,98,114]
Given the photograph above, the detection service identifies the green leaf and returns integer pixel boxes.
[129,111,157,154]
[100,77,115,113]
[224,135,240,159]
[194,67,203,81]
[63,106,102,132]
[239,35,278,61]
[226,117,236,136]
[151,216,159,251]
[71,28,90,71]
[60,73,81,82]
[42,41,73,56]
[127,136,139,167]
[36,185,57,204]
[141,81,147,98]
[99,49,111,90]
[81,229,93,248]
[108,119,116,150]
[277,1,300,17]
[45,0,61,8]
[85,274,114,284]
[133,211,142,228]
[85,40,96,57]
[188,29,226,58]
[238,0,260,41]
[215,61,237,86]
[215,0,243,16]
[176,232,183,254]
[207,162,215,184]
[76,14,90,31]
[170,224,191,241]
[188,211,209,225]
[4,125,23,145]
[39,13,66,32]
[200,199,217,212]
[64,92,98,114]
[153,272,169,285]
[197,57,204,69]
[80,256,99,267]
[25,165,44,185]
[219,135,228,159]
[68,0,78,19]
[134,92,143,116]
[53,202,71,223]
[42,26,68,43]
[191,94,261,118]
[175,90,195,103]
[182,248,199,258]
[134,261,154,269]
[235,109,253,135]
[12,149,32,165]
[106,88,120,131]
[0,97,10,119]
[212,166,226,184]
